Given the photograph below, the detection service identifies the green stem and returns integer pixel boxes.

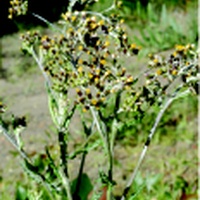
[74,148,87,196]
[90,107,107,149]
[58,129,73,200]
[121,85,184,199]
[105,129,113,200]
[107,91,121,200]
[58,169,73,200]
[58,130,68,176]
[90,108,113,198]
[106,119,119,200]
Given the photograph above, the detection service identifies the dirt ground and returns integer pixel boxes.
[0,32,198,198]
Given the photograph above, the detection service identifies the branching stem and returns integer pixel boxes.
[121,84,184,199]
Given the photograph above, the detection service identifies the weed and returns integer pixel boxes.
[0,0,198,199]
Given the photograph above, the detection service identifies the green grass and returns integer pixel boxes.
[127,3,197,56]
[90,0,198,56]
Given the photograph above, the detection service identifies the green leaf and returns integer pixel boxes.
[15,185,28,200]
[71,173,93,200]
[160,4,168,28]
[140,29,150,45]
[63,104,76,128]
[146,26,160,47]
[24,159,39,174]
[147,3,158,23]
[145,174,161,192]
[46,84,59,127]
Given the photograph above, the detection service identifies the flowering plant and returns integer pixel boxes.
[0,0,198,199]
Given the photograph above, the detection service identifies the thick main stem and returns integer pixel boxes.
[58,129,72,200]
[58,130,68,176]
[105,129,113,200]
[73,149,87,198]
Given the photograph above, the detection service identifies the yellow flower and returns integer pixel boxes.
[88,72,94,79]
[78,66,83,73]
[172,51,177,57]
[172,69,178,75]
[95,69,100,75]
[126,76,134,84]
[85,88,91,95]
[100,97,106,103]
[76,88,82,96]
[130,43,137,49]
[156,69,162,75]
[90,23,98,30]
[78,59,83,65]
[175,44,185,52]
[91,99,98,106]
[71,15,76,22]
[83,106,89,112]
[153,58,159,64]
[99,20,104,26]
[100,59,106,65]
[94,77,99,84]
[104,41,110,47]
[8,14,12,19]
[78,45,83,51]
[104,70,111,77]
[96,40,101,46]
[85,88,92,99]
[185,61,190,66]
[87,50,91,55]
[120,19,124,24]
[125,85,131,90]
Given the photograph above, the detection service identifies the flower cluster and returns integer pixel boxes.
[18,2,198,120]
[147,43,197,81]
[8,0,28,19]
[20,9,141,113]
[121,43,198,115]
[146,44,198,99]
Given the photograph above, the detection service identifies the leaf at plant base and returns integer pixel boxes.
[15,184,28,200]
[24,159,39,174]
[71,173,93,200]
